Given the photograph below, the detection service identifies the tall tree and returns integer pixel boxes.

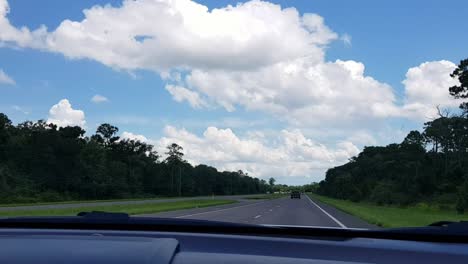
[449,58,468,114]
[165,143,184,163]
[94,123,119,147]
[0,113,12,147]
[402,130,425,147]
[165,143,184,196]
[269,177,276,186]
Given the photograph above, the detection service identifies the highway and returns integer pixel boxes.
[141,194,376,229]
[0,193,375,228]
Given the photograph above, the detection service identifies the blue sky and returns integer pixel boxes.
[0,0,466,184]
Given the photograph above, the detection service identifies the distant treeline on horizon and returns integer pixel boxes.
[0,113,270,204]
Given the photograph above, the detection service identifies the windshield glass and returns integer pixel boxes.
[0,0,467,230]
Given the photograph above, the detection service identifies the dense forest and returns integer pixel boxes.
[0,117,270,203]
[317,59,468,212]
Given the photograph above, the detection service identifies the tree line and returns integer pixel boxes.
[317,58,468,212]
[0,118,270,203]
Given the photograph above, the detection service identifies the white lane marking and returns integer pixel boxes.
[305,195,347,229]
[269,209,273,212]
[175,201,267,218]
[254,215,262,219]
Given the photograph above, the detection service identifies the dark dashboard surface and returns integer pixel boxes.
[0,228,467,264]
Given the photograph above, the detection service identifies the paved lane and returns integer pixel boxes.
[142,194,376,229]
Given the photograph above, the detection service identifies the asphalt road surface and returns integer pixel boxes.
[141,194,376,229]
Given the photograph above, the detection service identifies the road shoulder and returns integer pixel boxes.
[306,194,377,229]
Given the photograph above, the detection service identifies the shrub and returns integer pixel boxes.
[433,193,457,205]
[37,191,63,202]
[456,184,468,214]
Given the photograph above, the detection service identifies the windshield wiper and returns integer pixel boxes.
[428,221,457,227]
[390,221,468,233]
[77,211,130,219]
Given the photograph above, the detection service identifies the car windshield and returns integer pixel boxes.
[0,0,467,231]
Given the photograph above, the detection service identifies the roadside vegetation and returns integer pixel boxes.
[316,58,468,214]
[0,199,236,217]
[309,193,468,228]
[0,197,167,208]
[246,193,287,200]
[0,117,271,204]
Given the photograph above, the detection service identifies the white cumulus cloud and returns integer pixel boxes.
[182,58,398,125]
[0,0,47,48]
[0,0,336,72]
[47,99,86,128]
[401,60,461,119]
[155,125,359,181]
[3,0,457,126]
[120,131,149,143]
[0,69,15,85]
[91,94,109,103]
[165,84,207,108]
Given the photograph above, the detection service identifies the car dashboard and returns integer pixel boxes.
[0,227,467,264]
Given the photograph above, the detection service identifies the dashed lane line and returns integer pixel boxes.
[175,200,268,218]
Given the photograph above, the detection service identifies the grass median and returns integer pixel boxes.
[308,193,468,228]
[0,197,166,208]
[0,199,236,217]
[246,193,287,200]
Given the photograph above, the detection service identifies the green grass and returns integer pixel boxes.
[0,194,247,208]
[246,193,287,200]
[0,197,166,208]
[0,199,236,217]
[308,193,468,228]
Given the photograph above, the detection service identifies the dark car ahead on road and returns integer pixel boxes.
[290,191,301,199]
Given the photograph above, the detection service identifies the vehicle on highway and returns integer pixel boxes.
[290,191,301,199]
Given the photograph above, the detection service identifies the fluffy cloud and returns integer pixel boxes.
[155,125,359,181]
[90,94,109,103]
[1,0,336,72]
[176,59,461,124]
[0,69,15,85]
[165,85,207,108]
[0,0,47,48]
[2,0,457,126]
[47,99,86,128]
[120,131,149,142]
[346,130,377,146]
[29,0,397,125]
[182,58,398,125]
[401,60,461,119]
